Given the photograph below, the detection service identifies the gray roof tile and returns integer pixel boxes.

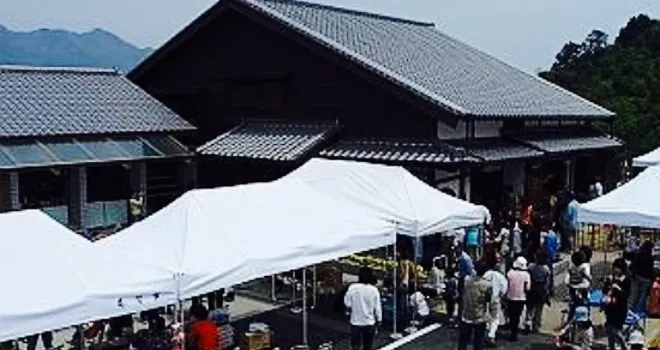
[242,0,614,119]
[320,138,479,164]
[449,138,544,162]
[197,121,338,161]
[511,128,623,153]
[0,66,195,137]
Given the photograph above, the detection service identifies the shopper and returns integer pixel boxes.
[483,258,507,347]
[458,260,492,350]
[631,241,654,313]
[603,258,631,350]
[345,267,382,350]
[408,283,430,327]
[507,256,530,341]
[554,306,594,350]
[526,250,551,333]
[566,251,590,310]
[186,304,218,350]
[444,266,460,327]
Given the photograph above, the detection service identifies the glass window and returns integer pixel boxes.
[79,139,127,160]
[45,139,94,163]
[112,137,161,158]
[3,141,57,166]
[0,148,16,168]
[143,135,190,156]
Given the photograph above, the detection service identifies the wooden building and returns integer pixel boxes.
[128,0,622,214]
[0,66,196,235]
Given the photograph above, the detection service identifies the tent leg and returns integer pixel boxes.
[302,267,308,346]
[179,299,186,350]
[271,275,276,302]
[391,237,402,339]
[312,265,317,310]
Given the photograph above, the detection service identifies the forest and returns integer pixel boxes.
[539,14,660,160]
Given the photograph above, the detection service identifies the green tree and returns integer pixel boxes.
[539,15,660,159]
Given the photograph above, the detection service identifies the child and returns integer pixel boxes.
[629,330,645,350]
[566,251,591,308]
[408,283,430,329]
[443,267,459,327]
[603,258,631,350]
[554,306,594,350]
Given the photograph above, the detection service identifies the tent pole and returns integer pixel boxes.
[391,223,402,339]
[312,265,317,309]
[271,275,276,302]
[302,267,308,346]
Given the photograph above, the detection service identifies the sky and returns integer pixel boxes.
[1,0,659,72]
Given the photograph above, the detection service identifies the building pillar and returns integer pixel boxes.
[180,159,198,192]
[68,167,87,232]
[9,171,19,211]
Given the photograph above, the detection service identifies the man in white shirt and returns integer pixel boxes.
[483,259,508,347]
[345,267,382,350]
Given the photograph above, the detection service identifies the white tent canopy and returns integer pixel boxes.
[281,158,490,237]
[578,165,660,228]
[633,147,660,168]
[96,180,395,300]
[0,210,175,342]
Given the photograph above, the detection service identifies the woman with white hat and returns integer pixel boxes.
[506,256,530,341]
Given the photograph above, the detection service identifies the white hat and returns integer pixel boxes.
[513,256,528,270]
[629,330,644,345]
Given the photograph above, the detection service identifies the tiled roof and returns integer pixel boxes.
[319,138,479,164]
[449,138,544,162]
[234,0,613,119]
[197,121,338,161]
[0,65,195,137]
[511,128,623,153]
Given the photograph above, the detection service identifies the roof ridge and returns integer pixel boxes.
[252,0,435,27]
[0,65,119,75]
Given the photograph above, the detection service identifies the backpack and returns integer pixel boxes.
[529,264,548,299]
[568,265,584,286]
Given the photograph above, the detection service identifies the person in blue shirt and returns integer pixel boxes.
[544,222,559,296]
[564,193,580,252]
[454,243,476,321]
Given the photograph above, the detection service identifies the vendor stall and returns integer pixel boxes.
[0,210,175,342]
[633,147,660,168]
[281,158,491,237]
[578,165,660,229]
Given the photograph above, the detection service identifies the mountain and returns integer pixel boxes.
[0,25,153,72]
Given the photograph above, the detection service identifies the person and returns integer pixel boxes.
[624,232,640,262]
[458,260,492,350]
[628,330,645,350]
[186,304,218,350]
[507,256,530,341]
[25,332,53,350]
[554,306,594,350]
[430,256,445,296]
[511,220,523,258]
[564,193,580,252]
[566,251,591,310]
[444,266,459,327]
[589,177,604,199]
[457,244,476,318]
[496,218,511,262]
[526,250,551,333]
[545,223,559,293]
[603,258,632,350]
[129,191,145,224]
[631,241,654,312]
[345,267,382,350]
[483,258,507,347]
[408,283,430,328]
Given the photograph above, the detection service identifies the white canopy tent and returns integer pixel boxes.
[0,210,176,342]
[281,158,491,237]
[633,147,660,168]
[96,180,396,301]
[578,165,660,228]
